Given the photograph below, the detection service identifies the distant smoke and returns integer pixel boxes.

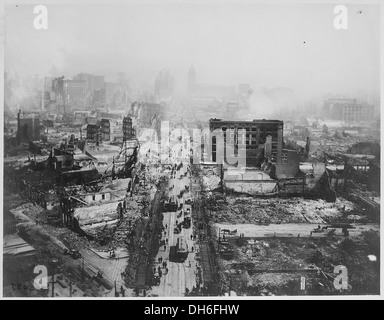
[5,71,43,112]
[244,87,298,119]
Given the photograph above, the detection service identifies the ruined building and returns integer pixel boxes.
[48,148,74,170]
[128,101,162,128]
[100,119,111,141]
[86,124,101,146]
[209,119,301,179]
[52,77,87,105]
[16,110,41,145]
[123,116,135,141]
[140,102,162,127]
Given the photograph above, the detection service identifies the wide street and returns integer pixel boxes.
[149,160,199,297]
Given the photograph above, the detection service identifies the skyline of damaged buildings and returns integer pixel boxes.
[4,65,381,211]
[3,2,382,299]
[3,50,381,298]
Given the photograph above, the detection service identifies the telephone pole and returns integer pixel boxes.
[51,258,59,297]
[82,258,85,283]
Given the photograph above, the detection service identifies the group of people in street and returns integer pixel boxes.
[154,257,169,278]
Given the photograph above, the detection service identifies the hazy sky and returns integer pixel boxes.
[4,3,381,97]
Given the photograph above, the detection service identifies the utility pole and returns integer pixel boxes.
[114,280,119,297]
[82,259,85,283]
[51,268,55,297]
[51,258,59,298]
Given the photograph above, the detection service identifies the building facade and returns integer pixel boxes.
[73,73,105,93]
[100,119,111,141]
[209,119,300,179]
[209,119,283,166]
[86,124,101,145]
[52,77,87,105]
[64,80,86,102]
[123,116,135,141]
[93,88,106,105]
[323,98,375,123]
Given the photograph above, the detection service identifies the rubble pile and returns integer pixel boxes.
[202,167,221,191]
[4,163,59,192]
[218,235,379,295]
[309,135,377,162]
[207,196,359,225]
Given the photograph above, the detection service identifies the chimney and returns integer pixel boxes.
[306,137,310,155]
[16,109,21,145]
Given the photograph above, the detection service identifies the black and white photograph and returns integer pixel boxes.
[1,0,382,301]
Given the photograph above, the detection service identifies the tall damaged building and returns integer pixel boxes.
[208,119,301,179]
